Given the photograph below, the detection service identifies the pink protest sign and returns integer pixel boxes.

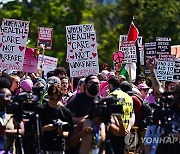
[113,51,124,63]
[22,48,39,73]
[37,27,53,50]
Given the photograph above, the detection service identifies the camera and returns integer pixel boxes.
[52,119,71,132]
[6,88,44,122]
[93,95,123,124]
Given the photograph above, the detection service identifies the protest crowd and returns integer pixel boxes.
[0,18,180,154]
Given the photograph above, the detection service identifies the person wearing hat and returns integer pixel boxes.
[73,78,86,95]
[138,83,150,100]
[20,79,33,93]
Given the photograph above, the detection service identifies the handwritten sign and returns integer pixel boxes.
[156,37,171,58]
[66,24,99,77]
[37,54,58,78]
[156,55,175,81]
[37,27,53,50]
[0,18,29,71]
[144,42,156,73]
[22,48,38,73]
[120,41,137,63]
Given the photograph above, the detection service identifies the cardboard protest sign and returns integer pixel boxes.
[37,27,53,50]
[156,55,175,81]
[22,48,38,73]
[144,42,156,73]
[156,37,171,58]
[0,18,29,71]
[120,41,137,63]
[66,24,99,77]
[37,54,58,78]
[173,58,180,81]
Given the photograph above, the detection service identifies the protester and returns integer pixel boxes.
[67,74,100,124]
[70,104,106,154]
[20,79,33,93]
[73,78,86,94]
[107,76,135,154]
[10,75,20,96]
[54,67,67,80]
[138,83,150,100]
[38,83,73,153]
[0,86,24,153]
[60,76,73,106]
[66,75,100,154]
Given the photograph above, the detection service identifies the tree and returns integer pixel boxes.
[0,0,179,70]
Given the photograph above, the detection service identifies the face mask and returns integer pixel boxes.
[87,83,99,96]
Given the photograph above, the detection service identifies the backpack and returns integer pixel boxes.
[133,93,153,127]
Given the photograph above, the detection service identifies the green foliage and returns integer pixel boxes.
[0,0,179,70]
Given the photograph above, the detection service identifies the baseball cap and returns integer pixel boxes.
[138,83,150,90]
[120,81,135,94]
[78,78,85,85]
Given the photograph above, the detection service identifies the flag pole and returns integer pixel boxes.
[39,44,45,78]
[128,63,132,85]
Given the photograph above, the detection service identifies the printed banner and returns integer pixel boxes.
[66,24,99,77]
[156,37,171,58]
[119,35,143,50]
[22,48,38,73]
[144,42,156,73]
[37,27,53,50]
[156,55,175,81]
[120,41,137,63]
[0,18,30,71]
[37,54,58,78]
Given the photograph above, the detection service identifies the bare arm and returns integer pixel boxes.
[5,120,24,135]
[125,113,135,134]
[109,115,125,136]
[148,58,164,97]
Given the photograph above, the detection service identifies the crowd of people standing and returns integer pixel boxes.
[0,59,180,154]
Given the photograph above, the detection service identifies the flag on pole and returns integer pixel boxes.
[127,21,139,41]
[120,63,137,82]
[120,20,139,82]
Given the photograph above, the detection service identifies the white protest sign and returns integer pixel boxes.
[66,24,99,77]
[37,54,58,78]
[156,55,175,81]
[120,41,137,63]
[119,35,142,50]
[0,18,30,71]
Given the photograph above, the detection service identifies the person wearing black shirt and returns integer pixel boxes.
[66,75,100,154]
[38,83,73,153]
[66,75,100,124]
